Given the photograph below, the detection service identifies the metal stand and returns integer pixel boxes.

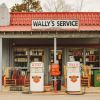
[54,76,57,93]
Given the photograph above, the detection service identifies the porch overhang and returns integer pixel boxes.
[0,26,100,32]
[0,31,100,38]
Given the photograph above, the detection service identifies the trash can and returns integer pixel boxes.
[93,70,100,87]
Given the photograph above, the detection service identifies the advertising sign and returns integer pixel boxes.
[30,62,44,92]
[67,62,81,91]
[32,20,79,30]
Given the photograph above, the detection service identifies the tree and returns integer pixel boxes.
[79,0,84,11]
[74,0,84,12]
[42,0,74,12]
[11,0,42,12]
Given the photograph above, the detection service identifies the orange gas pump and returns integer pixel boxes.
[50,63,60,93]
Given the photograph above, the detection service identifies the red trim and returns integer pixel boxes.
[10,12,100,26]
[0,12,100,31]
[10,12,100,14]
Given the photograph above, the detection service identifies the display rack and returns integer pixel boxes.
[14,48,44,67]
[29,49,44,62]
[14,48,28,67]
[85,48,100,67]
[68,48,84,63]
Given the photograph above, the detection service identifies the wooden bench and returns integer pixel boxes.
[81,65,91,88]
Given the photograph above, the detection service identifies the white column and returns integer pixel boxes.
[0,38,2,91]
[54,38,57,63]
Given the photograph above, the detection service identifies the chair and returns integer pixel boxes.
[4,75,16,86]
[24,76,30,87]
[81,65,91,88]
[3,68,16,87]
[63,65,67,87]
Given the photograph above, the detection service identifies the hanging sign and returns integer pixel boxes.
[67,61,81,92]
[32,20,79,30]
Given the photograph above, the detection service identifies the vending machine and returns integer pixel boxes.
[30,62,44,92]
[67,61,81,92]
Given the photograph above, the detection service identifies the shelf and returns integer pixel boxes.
[14,55,27,57]
[30,55,42,56]
[14,67,28,69]
[86,61,99,63]
[91,67,100,69]
[14,61,27,63]
[70,55,83,57]
[85,55,99,57]
[85,48,99,68]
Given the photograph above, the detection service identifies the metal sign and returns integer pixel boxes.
[32,20,79,30]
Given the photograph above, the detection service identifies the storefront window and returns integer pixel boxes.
[30,48,44,62]
[14,48,44,67]
[85,48,100,68]
[2,47,44,92]
[2,47,100,91]
[14,48,28,67]
[68,48,84,64]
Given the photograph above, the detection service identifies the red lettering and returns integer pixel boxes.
[31,63,42,67]
[68,63,79,67]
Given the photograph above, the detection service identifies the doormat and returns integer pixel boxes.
[10,86,22,91]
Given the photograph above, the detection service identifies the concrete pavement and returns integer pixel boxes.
[0,92,100,100]
[0,87,100,100]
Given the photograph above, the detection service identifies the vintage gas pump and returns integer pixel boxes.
[30,62,44,92]
[67,61,81,92]
[50,63,60,93]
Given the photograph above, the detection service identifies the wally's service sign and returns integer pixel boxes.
[67,62,81,92]
[32,20,79,30]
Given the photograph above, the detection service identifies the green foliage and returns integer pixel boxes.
[11,0,42,12]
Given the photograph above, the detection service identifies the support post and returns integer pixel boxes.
[0,38,2,91]
[54,37,57,63]
[54,37,57,93]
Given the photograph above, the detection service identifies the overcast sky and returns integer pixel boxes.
[0,0,100,12]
